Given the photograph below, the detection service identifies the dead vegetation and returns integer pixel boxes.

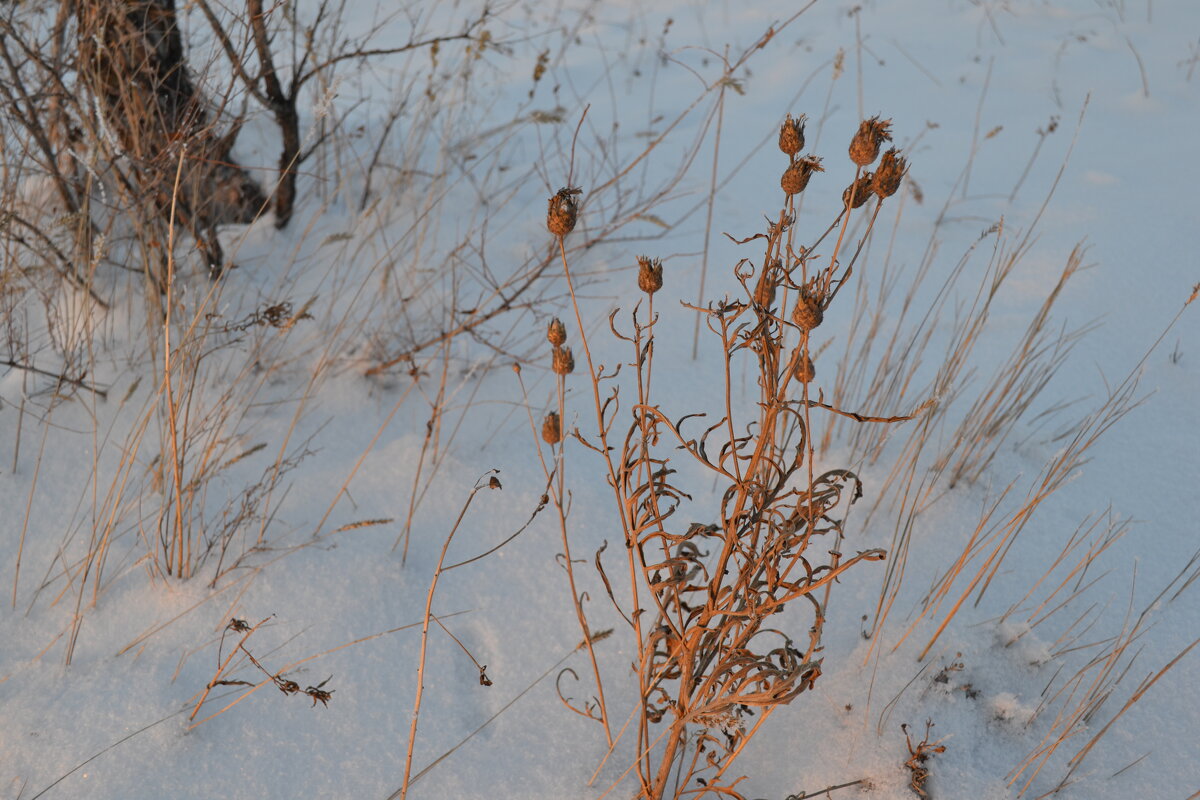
[536,108,927,798]
[190,616,336,721]
[903,720,946,798]
[2,3,1197,800]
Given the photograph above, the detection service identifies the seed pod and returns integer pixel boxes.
[781,155,824,196]
[552,345,575,376]
[872,148,907,198]
[542,412,563,444]
[547,317,567,346]
[848,116,893,167]
[546,187,579,236]
[778,113,807,157]
[792,295,824,331]
[842,172,874,209]
[637,256,663,294]
[792,352,816,383]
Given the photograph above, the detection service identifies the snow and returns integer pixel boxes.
[2,1,1198,799]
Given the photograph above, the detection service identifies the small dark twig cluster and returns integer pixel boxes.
[225,618,336,708]
[207,300,315,334]
[197,617,336,715]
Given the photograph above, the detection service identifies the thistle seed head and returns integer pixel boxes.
[542,411,563,444]
[848,116,893,167]
[547,317,567,347]
[781,155,824,196]
[792,295,824,331]
[778,113,807,157]
[546,187,580,236]
[843,172,875,209]
[637,255,663,295]
[872,148,907,198]
[552,345,575,376]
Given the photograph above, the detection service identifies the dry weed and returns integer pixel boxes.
[540,111,927,798]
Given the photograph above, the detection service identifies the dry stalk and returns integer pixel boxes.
[852,100,1109,677]
[398,473,501,800]
[879,272,1195,665]
[1006,524,1200,796]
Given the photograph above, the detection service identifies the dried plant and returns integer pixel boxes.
[540,115,929,798]
[902,720,946,799]
[190,617,336,722]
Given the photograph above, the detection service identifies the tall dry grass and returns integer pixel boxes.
[0,0,535,665]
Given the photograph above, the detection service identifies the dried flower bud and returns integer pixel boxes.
[792,352,816,383]
[848,116,893,167]
[781,155,824,196]
[792,295,824,331]
[542,411,563,444]
[754,278,776,309]
[755,259,783,309]
[546,187,579,236]
[872,148,907,198]
[547,317,567,346]
[637,256,663,294]
[552,345,575,376]
[843,172,874,209]
[778,113,807,157]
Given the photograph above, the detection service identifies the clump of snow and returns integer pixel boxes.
[996,621,1054,668]
[990,692,1038,729]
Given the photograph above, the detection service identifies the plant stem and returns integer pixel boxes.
[399,477,490,799]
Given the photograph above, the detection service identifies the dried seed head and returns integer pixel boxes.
[552,345,575,376]
[546,187,579,236]
[778,113,807,157]
[849,115,893,166]
[547,317,567,346]
[792,295,824,331]
[843,172,875,209]
[872,148,907,198]
[781,155,824,196]
[637,256,663,294]
[542,411,563,444]
[792,352,816,383]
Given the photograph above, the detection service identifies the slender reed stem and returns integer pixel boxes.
[399,476,493,799]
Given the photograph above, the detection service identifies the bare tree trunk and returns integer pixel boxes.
[75,0,265,277]
[244,0,299,228]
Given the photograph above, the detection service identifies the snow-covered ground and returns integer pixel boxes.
[2,1,1198,798]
